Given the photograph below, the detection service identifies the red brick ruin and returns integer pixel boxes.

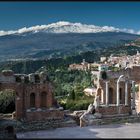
[0,70,64,122]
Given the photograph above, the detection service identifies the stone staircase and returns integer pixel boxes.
[68,110,140,126]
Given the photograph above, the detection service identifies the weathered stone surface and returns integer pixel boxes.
[94,112,102,118]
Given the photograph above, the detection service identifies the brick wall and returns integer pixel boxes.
[98,105,131,116]
[26,109,64,121]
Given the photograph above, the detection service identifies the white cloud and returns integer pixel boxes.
[120,28,135,34]
[137,30,140,35]
[0,21,138,36]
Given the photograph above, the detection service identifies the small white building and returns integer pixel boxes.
[83,87,96,96]
[100,57,107,62]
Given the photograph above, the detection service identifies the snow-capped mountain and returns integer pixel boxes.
[0,21,139,61]
[0,21,137,36]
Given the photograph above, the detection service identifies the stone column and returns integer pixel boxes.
[131,81,136,110]
[125,81,128,106]
[116,75,124,106]
[15,97,22,120]
[106,81,109,106]
[116,80,120,106]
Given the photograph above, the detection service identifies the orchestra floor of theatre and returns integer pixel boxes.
[17,122,140,138]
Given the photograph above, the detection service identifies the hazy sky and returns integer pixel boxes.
[0,2,140,32]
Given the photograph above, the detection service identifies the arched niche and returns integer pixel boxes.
[40,92,47,108]
[30,93,35,108]
[109,87,114,104]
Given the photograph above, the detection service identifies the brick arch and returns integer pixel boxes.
[30,93,35,108]
[0,73,57,120]
[40,91,47,108]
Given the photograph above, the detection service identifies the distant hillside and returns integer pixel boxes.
[0,32,139,61]
[1,45,140,74]
[134,38,140,45]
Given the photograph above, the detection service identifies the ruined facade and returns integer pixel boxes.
[93,66,140,116]
[0,70,64,122]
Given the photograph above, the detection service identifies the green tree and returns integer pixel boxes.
[69,90,75,100]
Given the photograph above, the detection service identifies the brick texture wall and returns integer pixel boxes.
[26,109,64,121]
[98,105,131,116]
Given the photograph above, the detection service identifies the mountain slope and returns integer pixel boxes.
[0,21,139,61]
[0,32,139,61]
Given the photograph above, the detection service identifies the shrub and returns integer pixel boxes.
[0,89,15,113]
[68,90,76,100]
[59,96,94,111]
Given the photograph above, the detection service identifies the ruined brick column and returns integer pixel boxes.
[46,83,53,108]
[15,97,22,120]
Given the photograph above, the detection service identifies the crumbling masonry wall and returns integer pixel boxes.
[95,66,140,116]
[0,70,64,122]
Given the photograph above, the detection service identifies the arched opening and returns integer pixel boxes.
[35,74,40,83]
[119,88,123,104]
[30,93,35,108]
[15,76,22,83]
[24,76,29,83]
[40,92,47,108]
[102,71,107,80]
[109,87,113,104]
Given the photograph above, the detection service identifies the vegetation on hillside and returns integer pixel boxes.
[1,44,140,112]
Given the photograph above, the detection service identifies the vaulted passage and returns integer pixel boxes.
[30,93,35,108]
[40,92,47,108]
